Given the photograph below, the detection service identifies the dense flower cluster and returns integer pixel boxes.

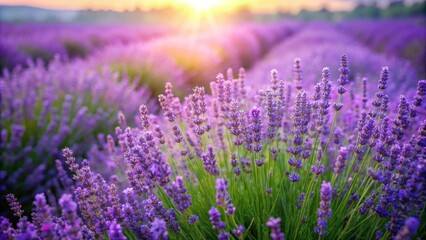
[0,57,154,216]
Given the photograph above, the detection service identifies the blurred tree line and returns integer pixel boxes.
[278,1,426,21]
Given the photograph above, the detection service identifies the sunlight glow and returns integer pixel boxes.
[182,0,222,12]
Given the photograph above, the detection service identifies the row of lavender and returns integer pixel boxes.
[248,23,419,97]
[2,53,424,239]
[0,23,171,70]
[338,18,426,77]
[0,21,300,217]
[87,21,299,97]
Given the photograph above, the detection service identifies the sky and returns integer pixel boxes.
[0,0,358,13]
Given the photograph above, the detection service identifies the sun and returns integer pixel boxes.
[182,0,222,12]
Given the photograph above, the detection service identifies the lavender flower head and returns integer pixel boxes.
[209,207,226,231]
[215,178,230,207]
[188,215,199,224]
[107,220,126,240]
[293,58,302,90]
[201,146,220,175]
[394,217,420,240]
[150,218,168,240]
[215,178,235,215]
[315,181,332,236]
[6,194,24,218]
[333,147,349,174]
[337,54,349,94]
[58,193,83,240]
[267,217,285,240]
[166,176,191,211]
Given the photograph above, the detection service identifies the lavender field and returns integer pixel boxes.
[0,2,425,240]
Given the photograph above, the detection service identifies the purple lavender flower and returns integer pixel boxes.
[166,176,192,212]
[6,194,24,219]
[189,86,210,135]
[337,54,349,94]
[238,68,247,98]
[232,225,244,237]
[218,231,230,240]
[250,107,263,152]
[333,147,349,174]
[296,193,305,209]
[201,146,220,176]
[159,94,175,122]
[16,216,38,239]
[267,217,285,240]
[31,193,54,237]
[139,104,151,130]
[215,178,230,207]
[311,162,324,176]
[107,220,126,240]
[255,158,265,167]
[58,194,83,240]
[215,178,236,215]
[375,231,382,240]
[394,217,420,240]
[209,207,226,231]
[188,215,199,224]
[228,99,243,145]
[289,172,301,182]
[0,216,16,239]
[378,66,389,91]
[392,95,410,140]
[150,218,168,240]
[293,58,302,90]
[413,80,425,107]
[166,209,180,232]
[362,77,368,109]
[315,181,332,236]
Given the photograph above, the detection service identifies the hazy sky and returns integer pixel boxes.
[0,0,357,13]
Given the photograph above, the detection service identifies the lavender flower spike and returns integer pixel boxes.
[337,54,349,94]
[215,178,236,215]
[215,178,230,207]
[333,147,349,174]
[394,217,420,240]
[293,58,303,90]
[267,217,285,240]
[108,220,126,240]
[150,218,168,240]
[58,194,83,240]
[6,194,24,219]
[315,181,332,236]
[201,146,220,175]
[209,207,225,231]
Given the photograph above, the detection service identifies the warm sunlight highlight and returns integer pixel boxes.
[182,0,222,12]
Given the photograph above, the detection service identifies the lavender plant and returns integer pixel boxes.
[0,56,154,216]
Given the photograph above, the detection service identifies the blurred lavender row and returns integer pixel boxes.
[338,18,426,77]
[0,23,171,70]
[248,22,419,97]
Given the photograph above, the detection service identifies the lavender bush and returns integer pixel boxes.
[0,56,155,216]
[2,53,424,239]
